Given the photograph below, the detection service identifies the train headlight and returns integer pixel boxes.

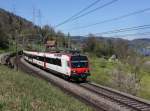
[71,70,76,74]
[85,70,89,73]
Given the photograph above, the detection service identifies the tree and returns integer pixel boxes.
[106,39,114,56]
[83,34,115,57]
[111,55,145,95]
[41,25,56,42]
[113,39,129,61]
[0,29,9,49]
[83,34,97,52]
[56,30,66,48]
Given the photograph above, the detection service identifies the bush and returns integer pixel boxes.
[99,58,107,68]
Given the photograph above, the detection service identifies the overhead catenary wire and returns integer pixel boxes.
[84,31,150,38]
[68,0,118,22]
[54,0,102,28]
[70,8,150,30]
[104,31,150,38]
[92,24,150,35]
[54,0,118,28]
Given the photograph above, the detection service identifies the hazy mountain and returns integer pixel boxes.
[71,36,150,48]
[130,38,150,48]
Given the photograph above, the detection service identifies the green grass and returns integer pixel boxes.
[89,57,116,86]
[0,49,7,54]
[89,56,150,100]
[139,74,150,100]
[143,56,150,61]
[0,66,93,111]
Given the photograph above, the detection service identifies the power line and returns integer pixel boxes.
[69,0,118,22]
[70,8,150,30]
[105,31,150,38]
[84,31,150,38]
[54,0,102,28]
[93,24,150,35]
[55,0,118,28]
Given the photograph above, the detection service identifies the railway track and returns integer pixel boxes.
[18,57,150,111]
[2,54,150,111]
[80,83,150,111]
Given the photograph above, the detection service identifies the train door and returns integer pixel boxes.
[44,56,46,69]
[61,59,68,76]
[65,60,68,75]
[66,60,71,76]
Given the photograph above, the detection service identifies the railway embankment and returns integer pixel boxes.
[1,53,150,111]
[20,57,150,111]
[0,53,92,111]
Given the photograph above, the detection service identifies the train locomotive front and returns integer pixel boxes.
[69,55,90,81]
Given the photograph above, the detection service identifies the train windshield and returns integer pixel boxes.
[71,55,88,61]
[71,55,88,68]
[71,61,88,68]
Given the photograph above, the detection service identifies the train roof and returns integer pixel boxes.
[23,50,87,57]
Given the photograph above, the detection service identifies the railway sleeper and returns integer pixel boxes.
[131,104,150,109]
[84,85,150,111]
[140,108,150,111]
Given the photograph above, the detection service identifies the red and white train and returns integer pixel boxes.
[23,50,90,81]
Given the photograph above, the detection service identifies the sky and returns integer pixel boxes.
[0,0,150,40]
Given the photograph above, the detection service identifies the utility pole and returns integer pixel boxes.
[37,9,42,26]
[12,6,19,71]
[32,6,36,24]
[68,32,71,49]
[56,34,58,51]
[37,9,43,52]
[15,31,19,71]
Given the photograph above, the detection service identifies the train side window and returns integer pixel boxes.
[56,59,61,66]
[45,57,61,66]
[33,55,36,59]
[28,54,32,59]
[36,56,40,60]
[39,56,44,61]
[39,56,41,61]
[59,59,62,66]
[49,58,52,64]
[46,57,51,64]
[51,58,55,65]
[55,59,59,66]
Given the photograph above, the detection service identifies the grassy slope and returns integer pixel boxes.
[0,49,6,54]
[0,66,93,111]
[89,57,150,100]
[89,57,115,86]
[139,74,150,100]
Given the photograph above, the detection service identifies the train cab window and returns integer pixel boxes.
[71,55,88,68]
[71,61,88,68]
[71,55,88,61]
